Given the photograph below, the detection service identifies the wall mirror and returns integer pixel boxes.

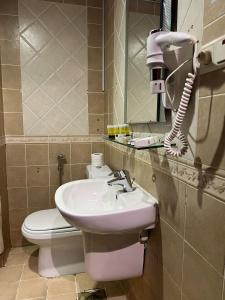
[125,0,177,125]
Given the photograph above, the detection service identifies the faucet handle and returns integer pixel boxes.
[109,170,121,178]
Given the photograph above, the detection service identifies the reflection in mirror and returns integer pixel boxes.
[126,0,161,123]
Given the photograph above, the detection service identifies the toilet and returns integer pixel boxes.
[22,164,112,277]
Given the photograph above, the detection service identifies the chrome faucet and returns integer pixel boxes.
[107,170,135,192]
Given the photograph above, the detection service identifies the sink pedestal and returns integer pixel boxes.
[83,231,144,281]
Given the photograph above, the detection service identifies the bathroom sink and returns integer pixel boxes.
[55,178,158,234]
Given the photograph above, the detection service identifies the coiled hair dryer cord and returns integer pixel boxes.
[164,43,198,157]
[164,72,196,157]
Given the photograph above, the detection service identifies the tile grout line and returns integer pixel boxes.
[47,142,51,208]
[180,183,188,299]
[75,274,78,300]
[25,144,29,214]
[203,11,225,29]
[160,213,224,278]
[15,262,26,300]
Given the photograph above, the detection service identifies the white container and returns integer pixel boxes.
[91,153,104,167]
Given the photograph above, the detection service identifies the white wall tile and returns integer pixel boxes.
[19,0,88,136]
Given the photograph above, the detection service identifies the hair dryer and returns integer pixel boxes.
[146,29,199,157]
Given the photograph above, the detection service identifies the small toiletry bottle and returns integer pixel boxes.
[113,125,119,136]
[107,125,114,139]
[124,124,130,136]
[118,125,125,137]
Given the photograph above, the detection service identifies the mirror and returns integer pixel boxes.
[125,0,177,124]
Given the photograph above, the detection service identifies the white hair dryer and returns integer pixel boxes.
[146,29,199,157]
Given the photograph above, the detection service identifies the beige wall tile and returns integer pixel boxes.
[71,164,88,180]
[87,0,102,7]
[1,65,21,90]
[6,143,25,166]
[71,142,91,163]
[0,15,19,40]
[64,0,86,4]
[88,47,102,70]
[199,69,225,97]
[3,89,22,113]
[104,142,111,165]
[203,14,225,45]
[0,0,18,15]
[27,166,49,187]
[88,93,104,114]
[17,278,48,299]
[161,268,181,300]
[43,0,63,2]
[26,144,48,165]
[158,220,183,287]
[0,40,20,66]
[9,208,27,230]
[89,114,104,134]
[49,143,70,165]
[50,185,58,208]
[10,230,29,247]
[196,95,225,170]
[88,24,102,47]
[143,247,181,300]
[204,0,225,26]
[186,186,225,275]
[7,187,27,210]
[27,187,50,209]
[88,70,102,91]
[50,165,71,186]
[4,113,23,135]
[155,174,186,236]
[183,243,223,300]
[92,142,104,154]
[110,146,123,170]
[7,166,26,187]
[88,7,102,24]
[130,158,156,195]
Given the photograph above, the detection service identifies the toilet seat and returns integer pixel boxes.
[22,208,81,240]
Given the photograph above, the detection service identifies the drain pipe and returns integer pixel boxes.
[57,154,66,186]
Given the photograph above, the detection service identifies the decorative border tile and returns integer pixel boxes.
[5,135,103,144]
[106,140,225,202]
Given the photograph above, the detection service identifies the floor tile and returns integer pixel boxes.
[17,278,48,299]
[0,281,19,300]
[47,275,76,296]
[5,252,28,266]
[47,293,76,300]
[0,265,23,282]
[76,272,103,293]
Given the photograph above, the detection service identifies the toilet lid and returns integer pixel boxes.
[24,208,76,232]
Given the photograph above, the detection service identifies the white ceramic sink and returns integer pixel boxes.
[55,178,158,234]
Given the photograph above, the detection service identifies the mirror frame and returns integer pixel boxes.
[124,0,178,127]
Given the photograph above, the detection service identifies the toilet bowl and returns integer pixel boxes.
[22,208,84,277]
[21,164,112,277]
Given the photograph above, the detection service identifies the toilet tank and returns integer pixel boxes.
[86,165,112,179]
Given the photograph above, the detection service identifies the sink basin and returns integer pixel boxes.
[55,178,158,234]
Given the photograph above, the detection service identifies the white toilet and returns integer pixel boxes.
[22,165,112,277]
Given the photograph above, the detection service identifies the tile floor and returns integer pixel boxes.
[0,246,127,300]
